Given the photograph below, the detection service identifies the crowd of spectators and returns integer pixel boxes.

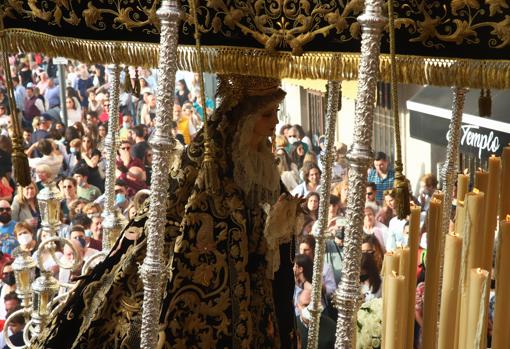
[0,53,218,347]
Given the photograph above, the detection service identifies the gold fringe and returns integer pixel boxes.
[5,29,510,89]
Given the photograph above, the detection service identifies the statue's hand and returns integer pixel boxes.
[277,193,306,215]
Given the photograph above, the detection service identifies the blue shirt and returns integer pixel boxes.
[0,220,18,255]
[193,98,215,121]
[367,168,395,202]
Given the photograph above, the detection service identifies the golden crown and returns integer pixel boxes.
[218,74,281,96]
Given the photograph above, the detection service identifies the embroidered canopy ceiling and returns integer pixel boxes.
[2,0,510,87]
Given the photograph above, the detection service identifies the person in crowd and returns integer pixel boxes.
[29,114,52,145]
[36,71,50,95]
[293,254,336,349]
[304,192,320,221]
[59,238,85,286]
[366,182,381,209]
[0,170,13,203]
[367,151,395,202]
[72,166,101,202]
[330,143,348,180]
[143,148,153,185]
[292,163,321,197]
[23,83,45,130]
[96,122,107,152]
[289,141,307,169]
[376,206,394,227]
[383,189,397,217]
[360,252,382,302]
[119,113,134,140]
[34,164,52,191]
[0,262,16,320]
[82,202,102,219]
[79,135,103,191]
[13,222,36,253]
[63,138,81,177]
[21,129,32,149]
[276,148,299,192]
[0,202,17,256]
[362,234,384,272]
[292,124,313,150]
[418,173,438,212]
[1,292,20,331]
[12,77,25,113]
[119,166,148,198]
[87,90,102,115]
[64,97,83,126]
[0,137,11,179]
[177,102,197,144]
[286,126,301,146]
[278,123,292,138]
[116,140,144,175]
[73,64,95,108]
[192,92,214,121]
[11,182,39,229]
[89,215,103,242]
[33,229,63,276]
[131,125,149,161]
[325,225,344,286]
[140,93,156,127]
[114,179,131,213]
[69,223,101,256]
[298,235,336,300]
[3,312,26,348]
[0,108,9,132]
[98,96,110,123]
[44,78,60,111]
[27,139,63,180]
[326,195,345,234]
[175,79,191,107]
[363,204,387,251]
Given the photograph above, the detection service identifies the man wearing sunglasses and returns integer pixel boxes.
[366,182,381,210]
[0,201,17,255]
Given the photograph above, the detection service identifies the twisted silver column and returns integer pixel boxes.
[102,64,121,252]
[306,81,341,349]
[334,1,386,347]
[139,1,180,348]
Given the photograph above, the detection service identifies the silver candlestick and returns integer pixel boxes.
[334,0,387,347]
[139,1,180,348]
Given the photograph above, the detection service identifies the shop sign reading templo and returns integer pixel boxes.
[410,111,510,160]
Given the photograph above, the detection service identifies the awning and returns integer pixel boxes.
[407,86,510,160]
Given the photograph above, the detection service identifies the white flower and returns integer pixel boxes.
[356,298,382,349]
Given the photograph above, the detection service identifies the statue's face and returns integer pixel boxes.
[252,105,279,138]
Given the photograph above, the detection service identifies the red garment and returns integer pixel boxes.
[0,180,13,200]
[119,172,148,197]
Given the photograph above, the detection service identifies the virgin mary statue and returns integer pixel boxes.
[31,75,304,349]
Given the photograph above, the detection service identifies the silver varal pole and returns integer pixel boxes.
[306,80,341,349]
[334,0,386,347]
[139,1,180,348]
[101,64,124,252]
[437,87,467,340]
[57,64,68,127]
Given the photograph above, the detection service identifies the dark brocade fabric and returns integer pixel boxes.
[32,118,296,349]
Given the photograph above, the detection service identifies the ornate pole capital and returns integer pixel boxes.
[334,0,386,347]
[139,1,180,348]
